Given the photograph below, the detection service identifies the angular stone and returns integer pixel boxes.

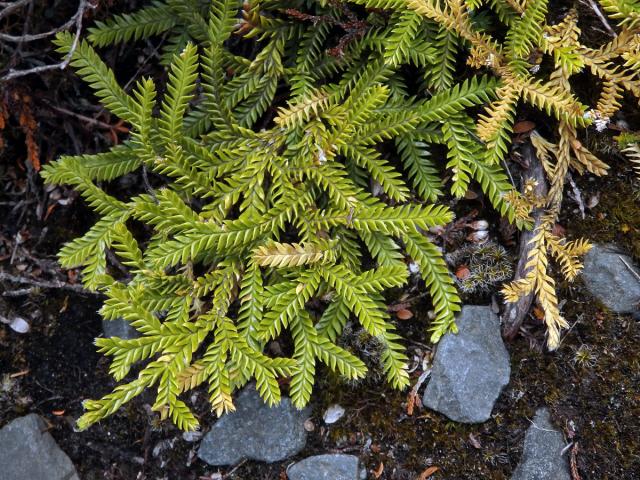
[102,318,140,340]
[511,408,570,480]
[287,454,363,480]
[423,305,510,423]
[581,244,640,313]
[198,386,309,465]
[0,414,80,480]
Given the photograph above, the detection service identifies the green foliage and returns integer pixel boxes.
[88,1,177,47]
[45,2,472,430]
[45,0,640,430]
[506,0,548,58]
[88,0,212,62]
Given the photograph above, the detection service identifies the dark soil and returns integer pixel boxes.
[1,2,640,480]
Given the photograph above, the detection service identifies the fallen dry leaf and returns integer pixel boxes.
[407,390,420,416]
[455,265,471,280]
[67,269,78,284]
[513,120,536,134]
[532,306,545,321]
[418,466,440,479]
[43,203,57,221]
[468,432,482,449]
[551,223,566,238]
[372,462,384,479]
[59,295,69,314]
[17,95,40,171]
[464,189,479,200]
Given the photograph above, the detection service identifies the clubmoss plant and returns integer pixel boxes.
[42,0,640,429]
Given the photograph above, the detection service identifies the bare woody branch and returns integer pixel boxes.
[502,143,549,340]
[0,0,31,21]
[0,0,93,82]
[0,270,99,296]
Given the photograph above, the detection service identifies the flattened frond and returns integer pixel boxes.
[253,241,333,268]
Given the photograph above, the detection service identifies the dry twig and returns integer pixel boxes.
[502,143,549,340]
[1,0,93,82]
[618,255,640,282]
[580,0,617,37]
[567,173,586,219]
[570,442,582,480]
[0,16,75,43]
[0,271,98,295]
[222,459,247,479]
[0,0,31,21]
[45,102,129,131]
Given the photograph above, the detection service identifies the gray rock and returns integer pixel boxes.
[511,408,570,480]
[581,244,640,313]
[198,386,309,465]
[287,454,363,480]
[0,414,80,480]
[102,318,140,339]
[423,305,510,423]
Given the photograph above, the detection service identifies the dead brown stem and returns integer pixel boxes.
[502,143,549,340]
[0,270,98,295]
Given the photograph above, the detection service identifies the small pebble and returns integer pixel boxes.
[8,317,30,334]
[304,419,315,432]
[182,430,203,442]
[323,404,345,424]
[468,220,489,230]
[467,230,489,243]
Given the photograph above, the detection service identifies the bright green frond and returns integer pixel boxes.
[88,1,176,47]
